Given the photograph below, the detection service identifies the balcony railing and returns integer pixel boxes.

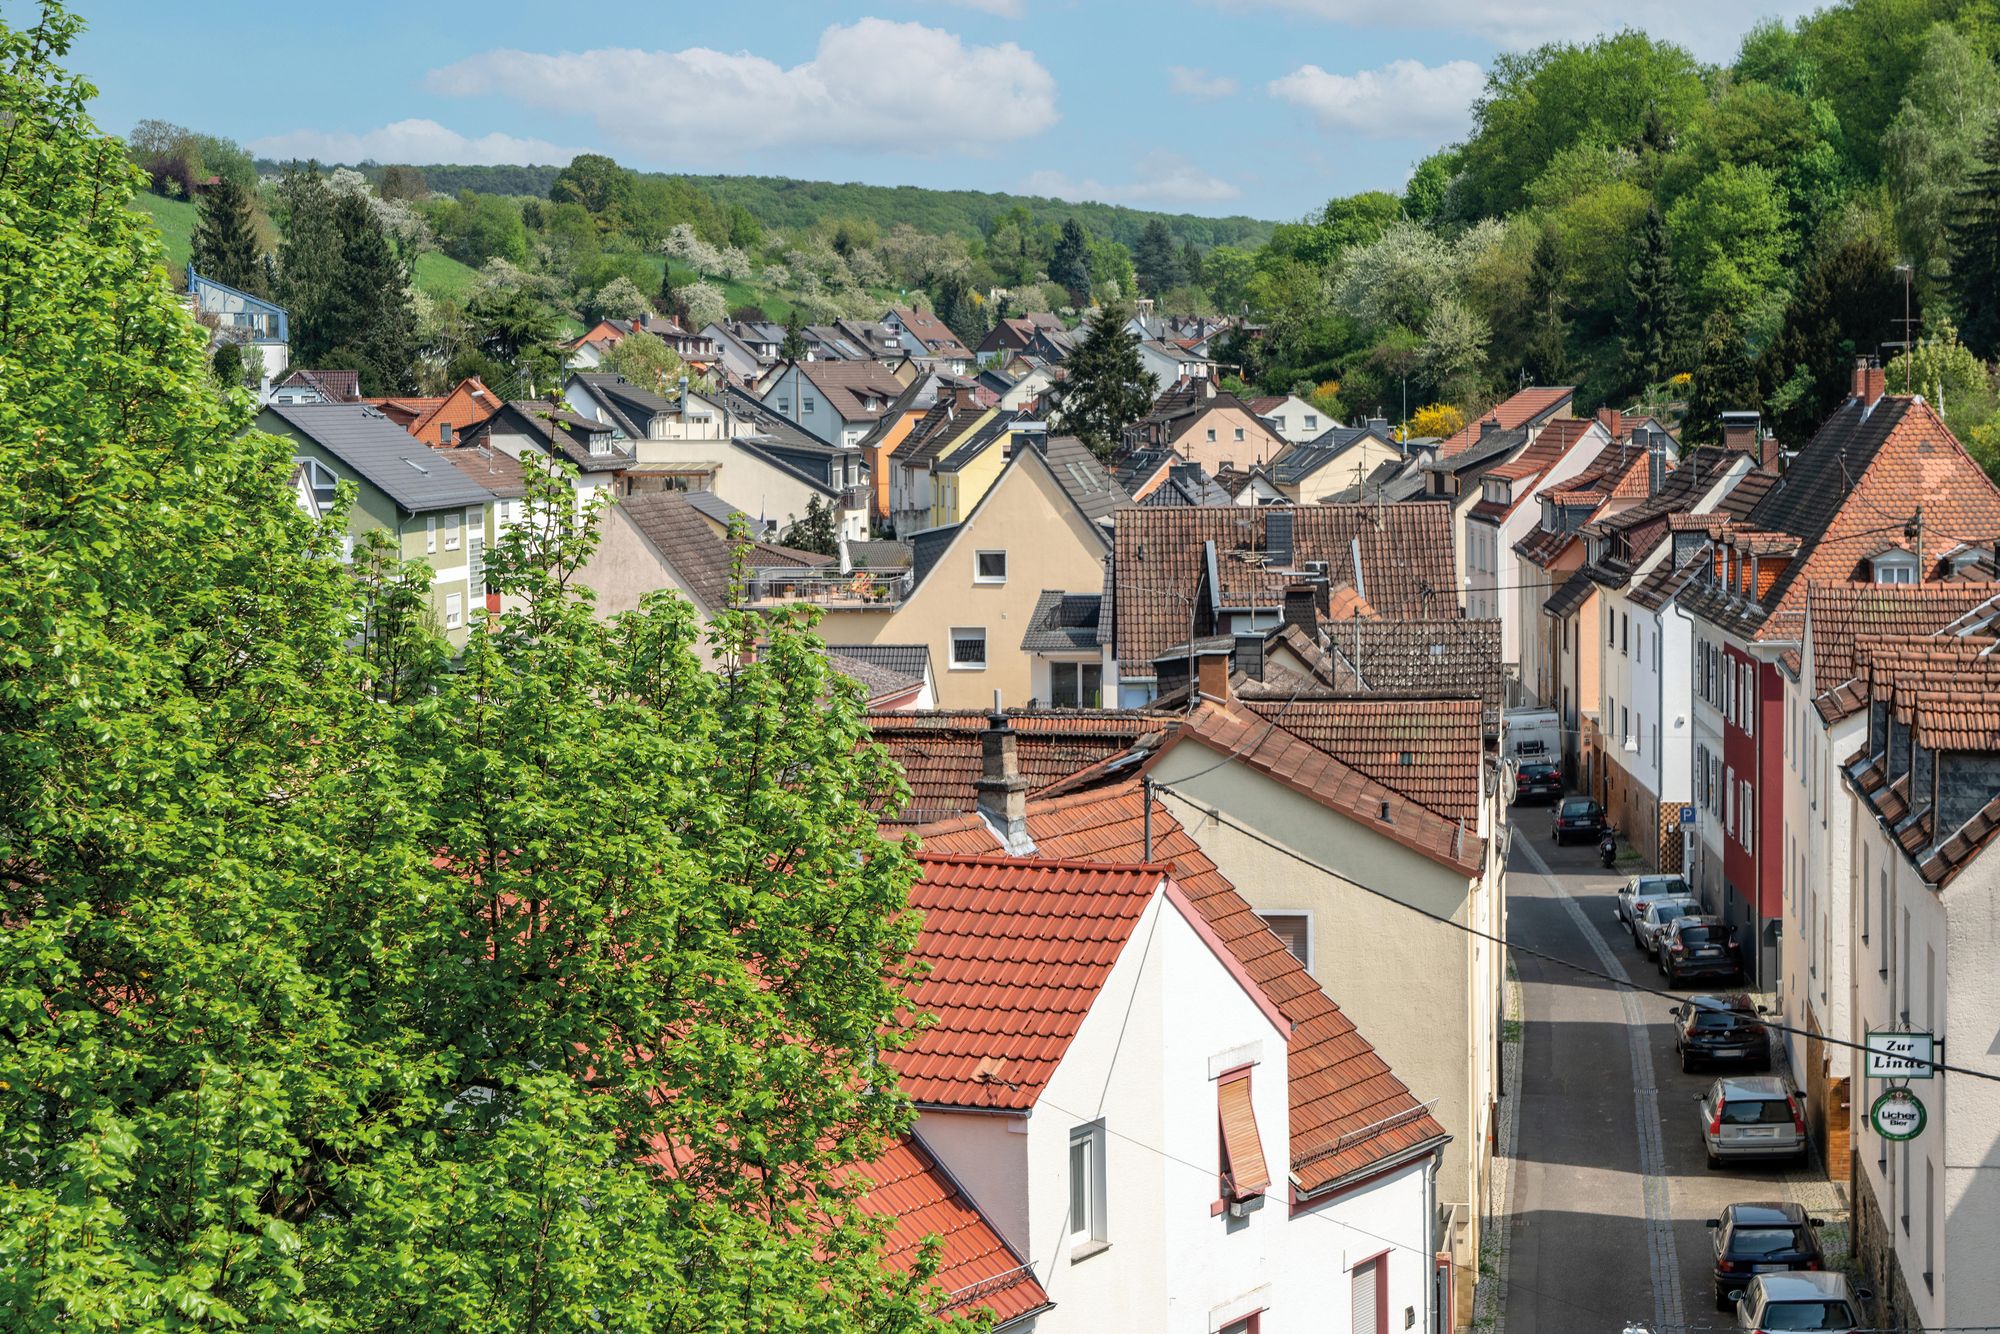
[742,565,912,609]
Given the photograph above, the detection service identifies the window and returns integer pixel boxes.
[439,421,453,446]
[1257,912,1311,968]
[1351,1254,1387,1334]
[1217,1069,1270,1201]
[442,511,461,552]
[1068,1121,1107,1250]
[1233,426,1245,442]
[1304,413,1318,431]
[1621,706,1630,745]
[949,628,987,670]
[425,515,437,554]
[1621,612,1629,654]
[1206,427,1217,442]
[974,550,1007,584]
[1050,660,1103,708]
[1741,780,1754,852]
[777,398,790,414]
[444,592,463,630]
[301,458,340,511]
[1880,869,1890,978]
[1219,1317,1262,1334]
[1743,665,1754,736]
[803,395,817,414]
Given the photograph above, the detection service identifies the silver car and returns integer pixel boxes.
[1634,895,1702,957]
[1699,1076,1807,1168]
[1616,874,1690,925]
[1732,1271,1872,1330]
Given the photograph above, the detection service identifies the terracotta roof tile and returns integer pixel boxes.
[1237,698,1485,824]
[889,855,1168,1109]
[856,1135,1050,1323]
[915,783,1449,1193]
[868,711,1163,826]
[1437,386,1575,459]
[1806,585,1999,720]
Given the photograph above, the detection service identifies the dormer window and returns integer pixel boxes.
[1872,550,1918,585]
[589,434,610,457]
[1484,479,1511,506]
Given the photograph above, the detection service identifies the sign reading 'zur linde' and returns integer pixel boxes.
[1865,1031,1936,1080]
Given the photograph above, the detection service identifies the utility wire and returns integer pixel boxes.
[1145,782,2000,1085]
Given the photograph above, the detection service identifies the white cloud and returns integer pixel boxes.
[1021,153,1242,206]
[1268,58,1482,140]
[427,20,1057,160]
[1224,0,1820,60]
[1169,65,1240,100]
[940,0,1025,15]
[249,118,578,165]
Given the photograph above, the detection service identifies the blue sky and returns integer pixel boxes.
[68,0,1817,222]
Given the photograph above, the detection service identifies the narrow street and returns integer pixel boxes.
[1498,819,1846,1334]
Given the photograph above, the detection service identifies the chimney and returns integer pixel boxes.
[1648,435,1666,497]
[1366,415,1389,435]
[1479,415,1500,440]
[1760,431,1779,473]
[1196,647,1232,704]
[1596,406,1623,440]
[975,700,1035,855]
[1853,356,1886,408]
[1283,581,1325,635]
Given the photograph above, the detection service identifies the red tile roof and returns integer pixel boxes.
[867,711,1163,826]
[1438,386,1575,458]
[1806,584,1998,718]
[1172,702,1483,876]
[857,1135,1051,1324]
[890,855,1170,1110]
[1239,698,1485,824]
[916,782,1449,1194]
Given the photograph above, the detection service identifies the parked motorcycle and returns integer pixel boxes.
[1598,826,1619,868]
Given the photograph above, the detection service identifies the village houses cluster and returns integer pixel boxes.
[200,256,2000,1331]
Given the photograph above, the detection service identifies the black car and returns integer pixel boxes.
[1660,915,1740,986]
[1674,994,1771,1072]
[1707,1202,1827,1310]
[1551,797,1606,844]
[1514,762,1563,804]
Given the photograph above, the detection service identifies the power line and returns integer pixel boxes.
[1145,781,2000,1085]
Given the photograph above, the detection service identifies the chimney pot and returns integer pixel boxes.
[975,705,1034,853]
[1196,649,1232,705]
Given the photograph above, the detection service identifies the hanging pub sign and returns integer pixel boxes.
[1864,1030,1936,1080]
[1871,1089,1927,1142]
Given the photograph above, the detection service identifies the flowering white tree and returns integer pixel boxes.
[681,280,727,329]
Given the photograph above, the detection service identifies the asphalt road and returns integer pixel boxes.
[1499,813,1826,1334]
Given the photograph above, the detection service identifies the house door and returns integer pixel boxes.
[1351,1254,1386,1334]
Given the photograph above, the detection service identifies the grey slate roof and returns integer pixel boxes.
[571,372,675,439]
[1139,464,1234,507]
[718,383,836,450]
[1037,435,1130,523]
[1269,423,1396,485]
[937,411,1020,473]
[831,642,931,682]
[909,524,961,589]
[683,488,777,537]
[617,492,736,612]
[264,403,494,514]
[847,539,914,569]
[1021,591,1104,653]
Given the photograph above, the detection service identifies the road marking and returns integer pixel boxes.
[1473,956,1525,1333]
[1517,839,1686,1334]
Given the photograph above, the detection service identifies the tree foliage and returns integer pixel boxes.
[1,13,963,1327]
[190,172,263,293]
[1948,120,2000,359]
[1760,232,1898,442]
[780,494,840,556]
[1051,303,1157,457]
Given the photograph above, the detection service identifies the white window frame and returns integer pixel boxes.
[1255,910,1313,970]
[301,457,340,511]
[442,511,461,552]
[973,550,1008,584]
[425,514,437,555]
[949,627,988,671]
[1068,1120,1108,1253]
[444,592,464,630]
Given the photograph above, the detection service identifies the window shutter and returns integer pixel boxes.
[1217,1076,1270,1197]
[1260,913,1309,966]
[1351,1256,1382,1334]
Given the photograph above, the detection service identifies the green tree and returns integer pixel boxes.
[189,172,263,292]
[466,285,563,393]
[275,165,346,359]
[780,308,808,361]
[1201,245,1257,315]
[1621,203,1686,393]
[320,192,419,394]
[379,163,428,201]
[1947,122,2000,358]
[1403,151,1457,225]
[1179,237,1205,289]
[1132,218,1182,296]
[1666,164,1790,337]
[549,151,633,216]
[0,14,962,1325]
[1051,303,1158,457]
[587,274,652,323]
[780,494,840,556]
[1050,217,1093,302]
[1795,0,1960,177]
[1884,25,2000,295]
[1760,232,1898,442]
[602,330,687,394]
[1519,222,1570,385]
[1686,312,1762,441]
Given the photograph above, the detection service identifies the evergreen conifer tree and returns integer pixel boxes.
[320,193,418,395]
[1620,203,1683,395]
[190,173,263,293]
[780,308,807,361]
[1050,218,1092,303]
[1132,219,1182,296]
[1947,123,2000,359]
[1760,233,1897,442]
[1050,302,1157,458]
[1179,238,1205,289]
[1520,224,1569,384]
[274,165,344,364]
[1686,312,1760,442]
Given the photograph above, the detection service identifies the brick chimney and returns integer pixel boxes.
[1196,647,1232,704]
[1596,406,1623,440]
[1720,411,1761,457]
[1283,582,1324,635]
[1853,356,1886,408]
[951,384,981,411]
[975,702,1034,854]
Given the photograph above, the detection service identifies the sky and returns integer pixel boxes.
[67,0,1822,223]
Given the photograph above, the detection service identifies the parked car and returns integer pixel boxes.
[1698,1076,1807,1168]
[1675,995,1772,1072]
[1551,797,1606,844]
[1661,914,1742,985]
[1514,761,1563,804]
[1634,896,1703,958]
[1729,1272,1870,1331]
[1708,1202,1827,1311]
[1615,874,1690,924]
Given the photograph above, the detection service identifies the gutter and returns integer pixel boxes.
[1293,1132,1453,1204]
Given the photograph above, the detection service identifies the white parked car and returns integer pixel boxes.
[1615,873,1689,924]
[1633,895,1702,957]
